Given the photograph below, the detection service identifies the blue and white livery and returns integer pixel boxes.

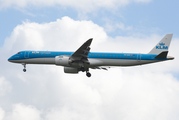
[8,34,174,77]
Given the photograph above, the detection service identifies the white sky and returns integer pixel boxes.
[0,0,179,120]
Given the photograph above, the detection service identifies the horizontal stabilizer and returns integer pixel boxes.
[155,51,168,59]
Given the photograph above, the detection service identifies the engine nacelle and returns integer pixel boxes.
[64,67,79,74]
[55,56,70,66]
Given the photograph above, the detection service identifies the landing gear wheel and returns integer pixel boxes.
[23,69,26,72]
[86,72,91,77]
[80,67,85,72]
[22,63,26,72]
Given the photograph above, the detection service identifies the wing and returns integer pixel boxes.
[69,38,93,64]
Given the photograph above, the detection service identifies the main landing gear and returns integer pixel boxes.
[80,67,91,77]
[22,63,26,72]
[86,71,91,77]
[80,67,85,72]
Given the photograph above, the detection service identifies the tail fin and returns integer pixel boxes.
[148,34,173,55]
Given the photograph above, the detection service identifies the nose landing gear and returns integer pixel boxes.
[22,63,26,72]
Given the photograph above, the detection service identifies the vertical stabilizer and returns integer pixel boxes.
[148,34,173,55]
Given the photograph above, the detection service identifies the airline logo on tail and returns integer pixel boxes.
[156,42,168,49]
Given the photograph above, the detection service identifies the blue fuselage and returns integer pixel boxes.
[8,51,169,67]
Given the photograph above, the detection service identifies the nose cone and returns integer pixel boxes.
[8,52,21,63]
[8,56,13,62]
[8,56,17,62]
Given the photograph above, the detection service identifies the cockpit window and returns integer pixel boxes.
[17,52,20,54]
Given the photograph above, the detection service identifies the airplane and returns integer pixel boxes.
[8,34,174,77]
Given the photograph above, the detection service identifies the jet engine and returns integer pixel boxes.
[55,56,70,66]
[64,67,79,73]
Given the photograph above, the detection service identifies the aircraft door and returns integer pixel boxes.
[24,51,29,58]
[137,53,141,62]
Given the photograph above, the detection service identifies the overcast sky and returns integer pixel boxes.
[0,0,179,120]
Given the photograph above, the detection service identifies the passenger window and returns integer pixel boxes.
[113,55,115,57]
[116,55,118,57]
[41,53,43,55]
[105,55,107,57]
[120,55,122,57]
[102,55,104,56]
[92,55,94,56]
[44,53,46,55]
[55,54,56,55]
[110,55,112,57]
[99,55,100,56]
[95,55,97,56]
[58,54,59,55]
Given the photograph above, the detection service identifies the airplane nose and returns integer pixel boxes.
[8,56,13,62]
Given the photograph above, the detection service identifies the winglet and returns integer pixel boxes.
[148,34,173,55]
[85,38,93,47]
